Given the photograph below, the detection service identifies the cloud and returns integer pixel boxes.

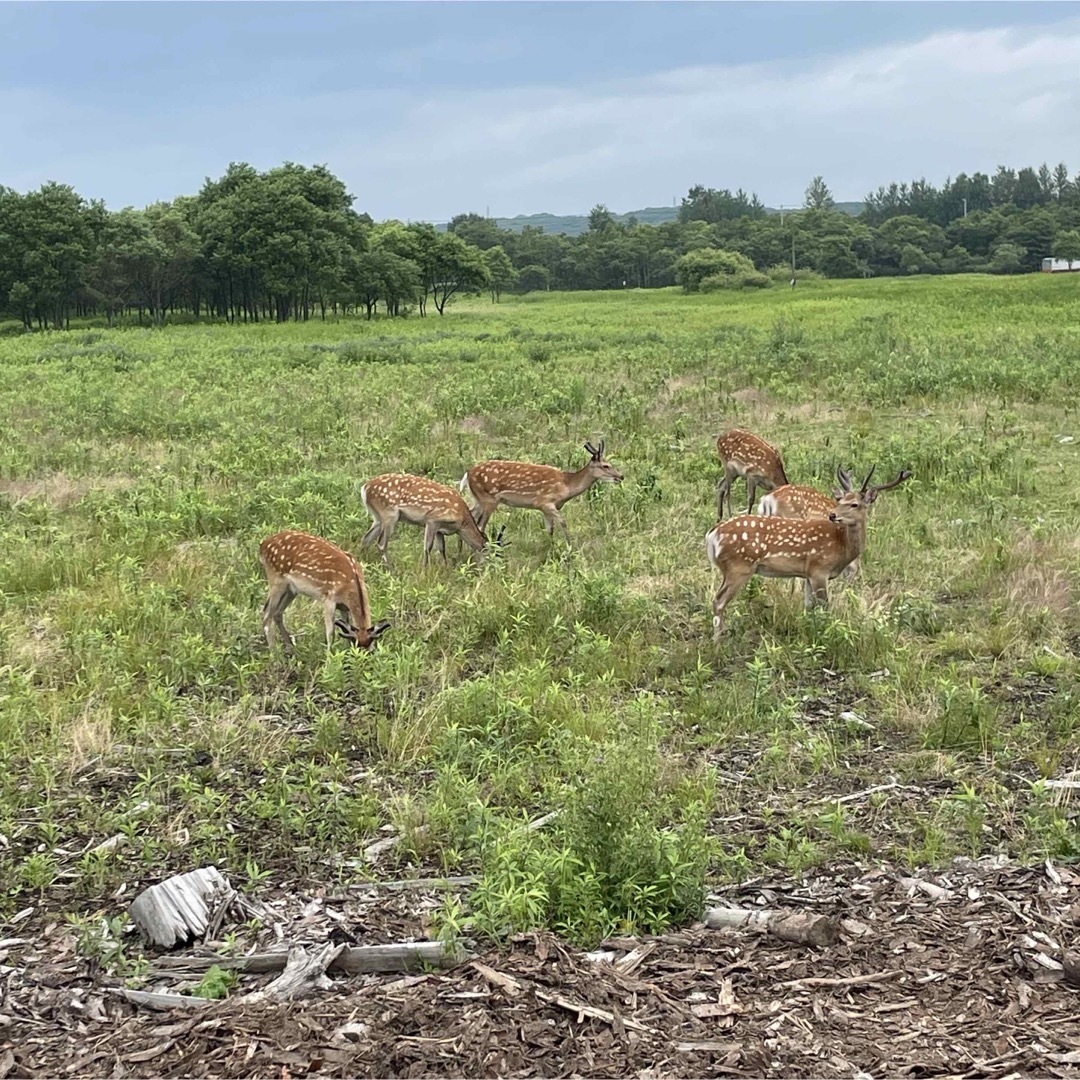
[339,18,1080,217]
[4,18,1080,219]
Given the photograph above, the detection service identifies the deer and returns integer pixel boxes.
[461,440,623,544]
[259,530,390,652]
[360,473,502,568]
[715,428,789,519]
[757,466,913,579]
[705,466,909,641]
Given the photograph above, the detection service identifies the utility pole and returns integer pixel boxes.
[963,197,968,218]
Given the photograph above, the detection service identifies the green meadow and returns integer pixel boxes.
[2,274,1079,947]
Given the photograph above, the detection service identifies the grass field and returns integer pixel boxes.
[2,274,1079,954]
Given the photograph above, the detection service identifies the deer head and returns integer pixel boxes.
[584,440,624,484]
[332,618,392,650]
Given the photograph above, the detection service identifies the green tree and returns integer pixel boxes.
[988,242,1025,274]
[588,204,616,233]
[804,176,835,211]
[482,245,516,302]
[516,264,551,292]
[1052,230,1080,262]
[675,248,765,291]
[427,232,489,314]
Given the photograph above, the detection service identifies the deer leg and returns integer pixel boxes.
[377,513,398,568]
[745,478,758,515]
[542,505,571,544]
[716,474,730,519]
[422,521,442,567]
[262,582,289,648]
[436,529,448,562]
[267,586,297,651]
[323,597,340,649]
[360,520,382,550]
[806,575,830,611]
[712,565,754,641]
[842,558,860,580]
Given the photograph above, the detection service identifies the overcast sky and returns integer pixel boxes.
[2,2,1078,221]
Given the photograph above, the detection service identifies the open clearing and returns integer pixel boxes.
[2,276,1080,1076]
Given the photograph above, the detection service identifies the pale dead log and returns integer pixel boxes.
[129,867,231,948]
[111,987,213,1011]
[704,906,839,947]
[535,990,655,1034]
[777,969,902,990]
[238,942,345,1003]
[153,940,466,978]
[524,810,560,832]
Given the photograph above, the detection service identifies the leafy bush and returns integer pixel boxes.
[675,247,769,292]
[765,263,824,283]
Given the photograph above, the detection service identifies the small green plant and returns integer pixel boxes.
[194,963,238,1000]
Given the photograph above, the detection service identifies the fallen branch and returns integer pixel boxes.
[536,990,655,1034]
[153,940,467,978]
[239,942,344,1003]
[112,988,213,1011]
[470,961,524,997]
[777,969,902,990]
[704,907,839,947]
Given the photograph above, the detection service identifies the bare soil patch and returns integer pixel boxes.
[4,859,1080,1078]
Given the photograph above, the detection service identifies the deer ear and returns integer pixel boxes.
[831,487,844,500]
[334,618,357,640]
[370,621,391,641]
[598,439,605,457]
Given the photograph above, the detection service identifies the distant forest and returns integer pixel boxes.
[2,161,1079,329]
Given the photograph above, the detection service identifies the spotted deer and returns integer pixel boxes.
[715,428,789,519]
[705,467,909,640]
[461,440,623,544]
[259,530,390,651]
[757,467,913,579]
[360,473,500,568]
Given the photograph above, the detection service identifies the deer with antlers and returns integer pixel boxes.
[461,440,623,544]
[715,428,789,519]
[259,530,390,651]
[757,466,913,579]
[705,466,910,640]
[360,473,501,568]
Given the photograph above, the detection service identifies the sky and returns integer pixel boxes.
[2,1,1079,222]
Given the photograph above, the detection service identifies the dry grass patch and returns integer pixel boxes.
[64,703,115,774]
[1004,532,1076,621]
[0,472,134,510]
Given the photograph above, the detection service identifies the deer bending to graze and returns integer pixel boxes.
[462,440,623,544]
[259,531,390,651]
[715,428,789,519]
[706,466,910,641]
[361,473,500,568]
[757,467,913,579]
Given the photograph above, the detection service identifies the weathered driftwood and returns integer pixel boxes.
[1063,951,1080,988]
[129,867,231,948]
[355,875,477,892]
[535,990,656,1034]
[112,987,213,1011]
[704,906,839,947]
[239,943,344,1004]
[153,940,466,977]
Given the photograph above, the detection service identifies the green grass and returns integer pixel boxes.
[2,274,1080,948]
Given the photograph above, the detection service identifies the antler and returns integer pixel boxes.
[584,441,598,457]
[836,466,854,492]
[860,465,877,493]
[870,468,913,495]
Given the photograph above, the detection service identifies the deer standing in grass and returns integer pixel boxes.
[360,473,499,568]
[705,466,909,640]
[715,428,789,519]
[259,531,390,651]
[461,440,623,544]
[757,467,913,579]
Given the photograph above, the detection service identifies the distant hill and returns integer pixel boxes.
[434,201,863,236]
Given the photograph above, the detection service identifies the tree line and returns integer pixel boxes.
[2,160,1080,329]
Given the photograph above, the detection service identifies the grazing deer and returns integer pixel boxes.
[259,530,390,651]
[705,466,909,640]
[461,440,623,544]
[715,428,789,519]
[757,467,913,579]
[360,473,499,568]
